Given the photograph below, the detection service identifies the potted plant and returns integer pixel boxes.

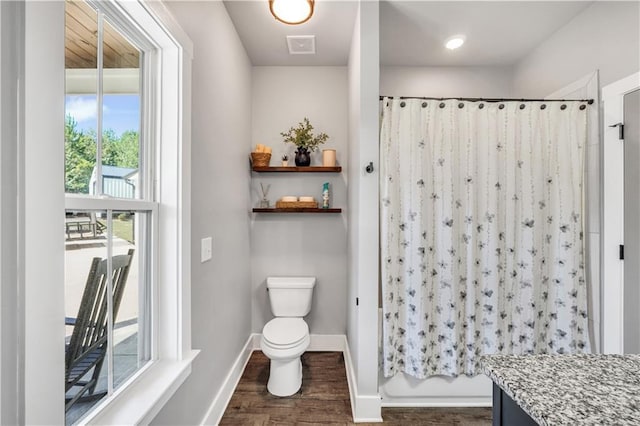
[280,117,329,166]
[281,154,289,167]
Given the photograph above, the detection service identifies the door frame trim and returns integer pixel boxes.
[602,72,640,354]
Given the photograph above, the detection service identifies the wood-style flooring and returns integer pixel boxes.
[220,351,492,425]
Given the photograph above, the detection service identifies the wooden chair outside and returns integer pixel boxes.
[65,249,135,412]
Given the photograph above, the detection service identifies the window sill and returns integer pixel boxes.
[79,350,200,425]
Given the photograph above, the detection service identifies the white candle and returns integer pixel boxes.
[322,149,336,167]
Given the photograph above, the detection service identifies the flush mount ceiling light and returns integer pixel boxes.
[445,35,466,50]
[269,0,315,25]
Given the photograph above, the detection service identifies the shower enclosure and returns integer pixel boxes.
[378,96,593,404]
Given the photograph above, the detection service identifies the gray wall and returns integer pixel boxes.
[347,5,361,388]
[511,1,640,97]
[0,2,23,423]
[152,2,253,424]
[250,66,348,335]
[381,66,513,98]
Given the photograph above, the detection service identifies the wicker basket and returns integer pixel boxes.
[251,152,271,167]
[276,200,318,209]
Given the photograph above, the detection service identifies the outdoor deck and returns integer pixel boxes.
[66,326,142,424]
[65,232,143,425]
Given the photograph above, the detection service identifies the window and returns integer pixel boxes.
[64,1,154,423]
[61,1,195,424]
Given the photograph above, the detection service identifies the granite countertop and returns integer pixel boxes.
[481,354,640,425]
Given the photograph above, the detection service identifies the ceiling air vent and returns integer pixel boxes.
[286,35,316,55]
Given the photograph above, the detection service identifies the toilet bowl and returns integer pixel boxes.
[261,276,316,397]
[260,318,310,396]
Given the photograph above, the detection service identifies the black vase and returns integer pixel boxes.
[295,148,311,166]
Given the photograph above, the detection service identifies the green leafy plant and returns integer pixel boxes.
[65,116,139,194]
[280,117,329,153]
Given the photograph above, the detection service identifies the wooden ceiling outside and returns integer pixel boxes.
[65,0,140,69]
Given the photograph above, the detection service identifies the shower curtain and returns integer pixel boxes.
[380,98,591,378]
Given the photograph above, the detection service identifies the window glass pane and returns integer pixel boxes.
[101,20,142,200]
[110,210,150,390]
[64,210,151,425]
[65,210,108,424]
[65,0,98,195]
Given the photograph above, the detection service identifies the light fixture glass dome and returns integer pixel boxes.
[445,35,466,50]
[269,0,315,25]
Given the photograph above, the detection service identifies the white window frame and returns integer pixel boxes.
[20,0,198,424]
[77,1,196,424]
[65,5,157,401]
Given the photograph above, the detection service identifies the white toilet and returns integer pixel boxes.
[260,276,316,397]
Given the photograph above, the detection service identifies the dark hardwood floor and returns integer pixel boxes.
[220,351,492,425]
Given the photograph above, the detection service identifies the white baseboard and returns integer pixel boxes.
[201,334,255,425]
[250,333,261,350]
[353,395,384,422]
[343,337,358,419]
[343,337,383,423]
[308,334,346,351]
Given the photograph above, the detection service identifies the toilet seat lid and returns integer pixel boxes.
[263,318,308,347]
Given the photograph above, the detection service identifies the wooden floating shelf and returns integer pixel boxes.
[252,208,342,213]
[252,166,342,173]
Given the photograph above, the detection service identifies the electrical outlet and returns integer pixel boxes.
[201,237,212,263]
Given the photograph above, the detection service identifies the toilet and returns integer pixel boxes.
[260,276,316,397]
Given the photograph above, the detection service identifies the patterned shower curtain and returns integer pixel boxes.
[380,98,591,378]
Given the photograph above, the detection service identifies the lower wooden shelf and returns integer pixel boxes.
[252,208,342,213]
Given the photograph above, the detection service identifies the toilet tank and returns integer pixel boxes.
[266,276,316,317]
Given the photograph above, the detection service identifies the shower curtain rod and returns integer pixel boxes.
[380,96,594,104]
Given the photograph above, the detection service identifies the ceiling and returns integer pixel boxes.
[65,0,140,69]
[223,0,358,66]
[380,1,593,67]
[224,0,593,67]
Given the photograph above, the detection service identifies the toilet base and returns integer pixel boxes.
[267,357,302,397]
